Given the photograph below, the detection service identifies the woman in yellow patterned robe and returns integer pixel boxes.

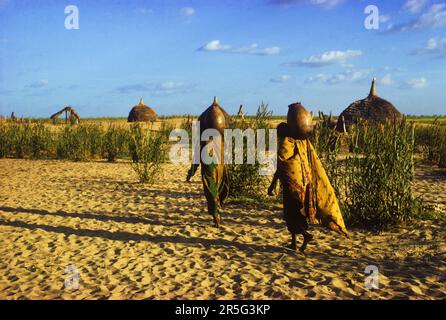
[269,123,348,252]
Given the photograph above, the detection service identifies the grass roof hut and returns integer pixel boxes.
[336,78,402,132]
[128,98,157,122]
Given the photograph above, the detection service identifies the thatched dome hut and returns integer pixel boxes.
[128,98,157,122]
[336,79,402,131]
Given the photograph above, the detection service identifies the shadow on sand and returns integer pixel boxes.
[0,206,288,255]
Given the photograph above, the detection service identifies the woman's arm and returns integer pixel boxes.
[268,171,279,196]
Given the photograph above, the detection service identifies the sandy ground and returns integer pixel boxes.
[415,165,446,212]
[0,159,445,300]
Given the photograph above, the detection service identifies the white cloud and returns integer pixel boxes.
[158,82,195,96]
[306,69,370,85]
[403,0,428,14]
[200,40,231,52]
[134,8,153,15]
[380,15,391,24]
[380,73,393,86]
[383,66,408,73]
[155,81,190,94]
[414,37,446,58]
[403,77,427,89]
[414,4,446,28]
[288,50,363,67]
[270,75,291,83]
[427,37,441,49]
[116,81,194,96]
[270,0,344,8]
[27,80,49,88]
[199,40,280,56]
[180,7,195,17]
[388,4,446,32]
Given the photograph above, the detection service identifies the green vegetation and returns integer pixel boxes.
[413,121,446,168]
[129,124,167,184]
[406,115,446,126]
[1,112,445,228]
[226,102,273,201]
[56,124,104,161]
[102,125,128,162]
[310,118,426,231]
[341,120,420,231]
[0,122,148,162]
[0,123,54,159]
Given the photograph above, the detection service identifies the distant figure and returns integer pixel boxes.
[237,104,245,120]
[268,103,348,253]
[10,112,16,122]
[186,97,230,228]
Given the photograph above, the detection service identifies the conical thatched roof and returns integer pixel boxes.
[336,79,402,131]
[128,98,157,122]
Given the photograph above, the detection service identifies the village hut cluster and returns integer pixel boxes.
[6,78,401,130]
[45,98,159,125]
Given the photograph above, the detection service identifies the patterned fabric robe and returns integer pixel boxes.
[189,139,229,221]
[277,136,348,236]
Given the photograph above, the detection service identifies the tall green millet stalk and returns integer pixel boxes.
[128,123,142,163]
[102,124,128,162]
[0,123,54,159]
[130,124,166,184]
[226,102,272,200]
[0,122,11,158]
[440,145,446,168]
[12,123,32,159]
[413,121,446,168]
[56,124,104,161]
[29,123,54,159]
[343,119,420,231]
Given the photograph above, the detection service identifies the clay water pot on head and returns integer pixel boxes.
[287,102,314,140]
[199,96,227,135]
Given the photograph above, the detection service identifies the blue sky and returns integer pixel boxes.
[0,0,445,117]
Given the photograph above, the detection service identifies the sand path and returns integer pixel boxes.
[0,159,445,299]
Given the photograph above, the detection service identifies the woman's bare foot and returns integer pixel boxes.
[287,234,297,251]
[213,214,221,228]
[299,233,314,253]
